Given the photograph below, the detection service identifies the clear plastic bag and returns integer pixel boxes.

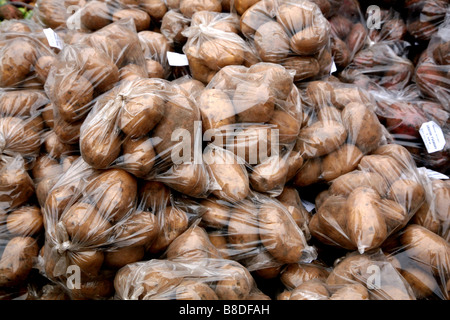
[309,142,430,254]
[367,8,407,43]
[138,30,173,79]
[405,0,449,42]
[41,156,203,299]
[240,0,333,81]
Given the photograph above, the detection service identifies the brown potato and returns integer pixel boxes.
[35,55,57,83]
[31,154,62,181]
[329,283,369,300]
[258,201,306,264]
[198,89,236,133]
[267,109,301,144]
[358,155,405,186]
[69,250,104,278]
[321,144,363,181]
[296,120,347,159]
[140,0,168,21]
[289,280,329,300]
[44,131,77,159]
[325,253,373,286]
[0,39,37,87]
[254,21,290,63]
[285,150,304,182]
[329,171,388,197]
[121,137,156,178]
[199,38,245,71]
[290,25,329,56]
[0,237,39,287]
[6,206,44,237]
[112,9,151,32]
[215,263,253,300]
[233,82,275,123]
[229,125,273,165]
[200,199,231,229]
[400,267,438,299]
[388,179,425,214]
[114,210,159,247]
[379,199,408,232]
[239,0,276,38]
[85,169,137,223]
[138,181,171,211]
[61,202,113,245]
[0,116,41,156]
[165,225,221,260]
[341,102,382,153]
[0,157,35,210]
[227,201,260,256]
[292,157,322,187]
[160,10,190,44]
[247,63,294,100]
[203,146,250,203]
[80,1,111,31]
[282,56,320,82]
[276,2,315,35]
[158,163,210,198]
[119,94,165,138]
[346,187,388,253]
[119,64,147,82]
[208,231,231,260]
[179,0,222,18]
[146,59,165,78]
[250,155,288,194]
[281,263,329,290]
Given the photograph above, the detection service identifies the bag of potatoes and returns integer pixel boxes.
[182,11,260,84]
[339,40,415,91]
[79,77,215,198]
[0,33,56,89]
[309,142,430,254]
[41,157,202,299]
[114,256,270,300]
[415,16,450,107]
[383,224,450,300]
[240,0,333,82]
[289,80,388,189]
[198,62,303,196]
[328,0,368,69]
[45,19,147,145]
[138,30,173,79]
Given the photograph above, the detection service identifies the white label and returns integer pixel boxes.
[167,52,189,67]
[43,28,64,50]
[330,60,337,74]
[301,200,315,213]
[419,167,449,180]
[419,121,446,154]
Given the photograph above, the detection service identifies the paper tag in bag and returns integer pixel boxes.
[330,60,337,74]
[301,200,315,213]
[167,52,189,67]
[43,28,63,50]
[419,121,446,154]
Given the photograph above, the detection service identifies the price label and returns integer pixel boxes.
[167,52,189,67]
[419,121,446,154]
[43,28,63,50]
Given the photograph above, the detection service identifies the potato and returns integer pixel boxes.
[120,137,156,178]
[44,131,77,159]
[87,33,124,67]
[79,46,119,93]
[281,263,329,289]
[400,267,438,299]
[179,0,222,18]
[276,2,315,35]
[379,199,408,232]
[246,249,283,279]
[104,246,145,269]
[53,73,94,124]
[147,206,189,254]
[292,157,322,187]
[281,56,320,82]
[326,253,373,286]
[227,201,260,256]
[53,116,83,145]
[370,285,416,300]
[119,64,147,82]
[372,144,415,169]
[0,90,48,118]
[80,117,121,169]
[199,38,245,71]
[0,157,35,210]
[358,155,405,186]
[45,184,80,220]
[113,9,151,32]
[305,80,336,107]
[285,151,304,182]
[267,109,301,144]
[254,21,290,63]
[31,155,62,181]
[70,276,114,300]
[400,225,450,276]
[200,199,231,229]
[346,187,388,253]
[258,201,306,264]
[315,190,329,209]
[61,202,113,245]
[329,171,388,197]
[138,181,170,211]
[166,225,221,260]
[296,120,347,159]
[239,0,276,38]
[35,56,57,84]
[290,25,329,56]
[160,10,190,44]
[433,180,450,224]
[331,37,351,67]
[387,179,425,214]
[6,206,44,237]
[411,202,441,235]
[162,163,211,198]
[203,146,249,203]
[0,117,41,156]
[0,39,37,87]
[289,280,329,300]
[329,283,369,300]
[119,94,165,138]
[0,237,39,287]
[341,102,382,153]
[215,263,253,300]
[69,250,104,277]
[314,195,356,250]
[250,155,288,193]
[145,59,165,78]
[233,81,275,123]
[317,106,341,123]
[113,210,159,247]
[80,1,111,31]
[198,89,236,133]
[172,77,205,100]
[321,144,363,181]
[247,63,294,100]
[36,176,59,207]
[176,280,218,300]
[140,0,168,21]
[185,46,216,84]
[85,169,137,223]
